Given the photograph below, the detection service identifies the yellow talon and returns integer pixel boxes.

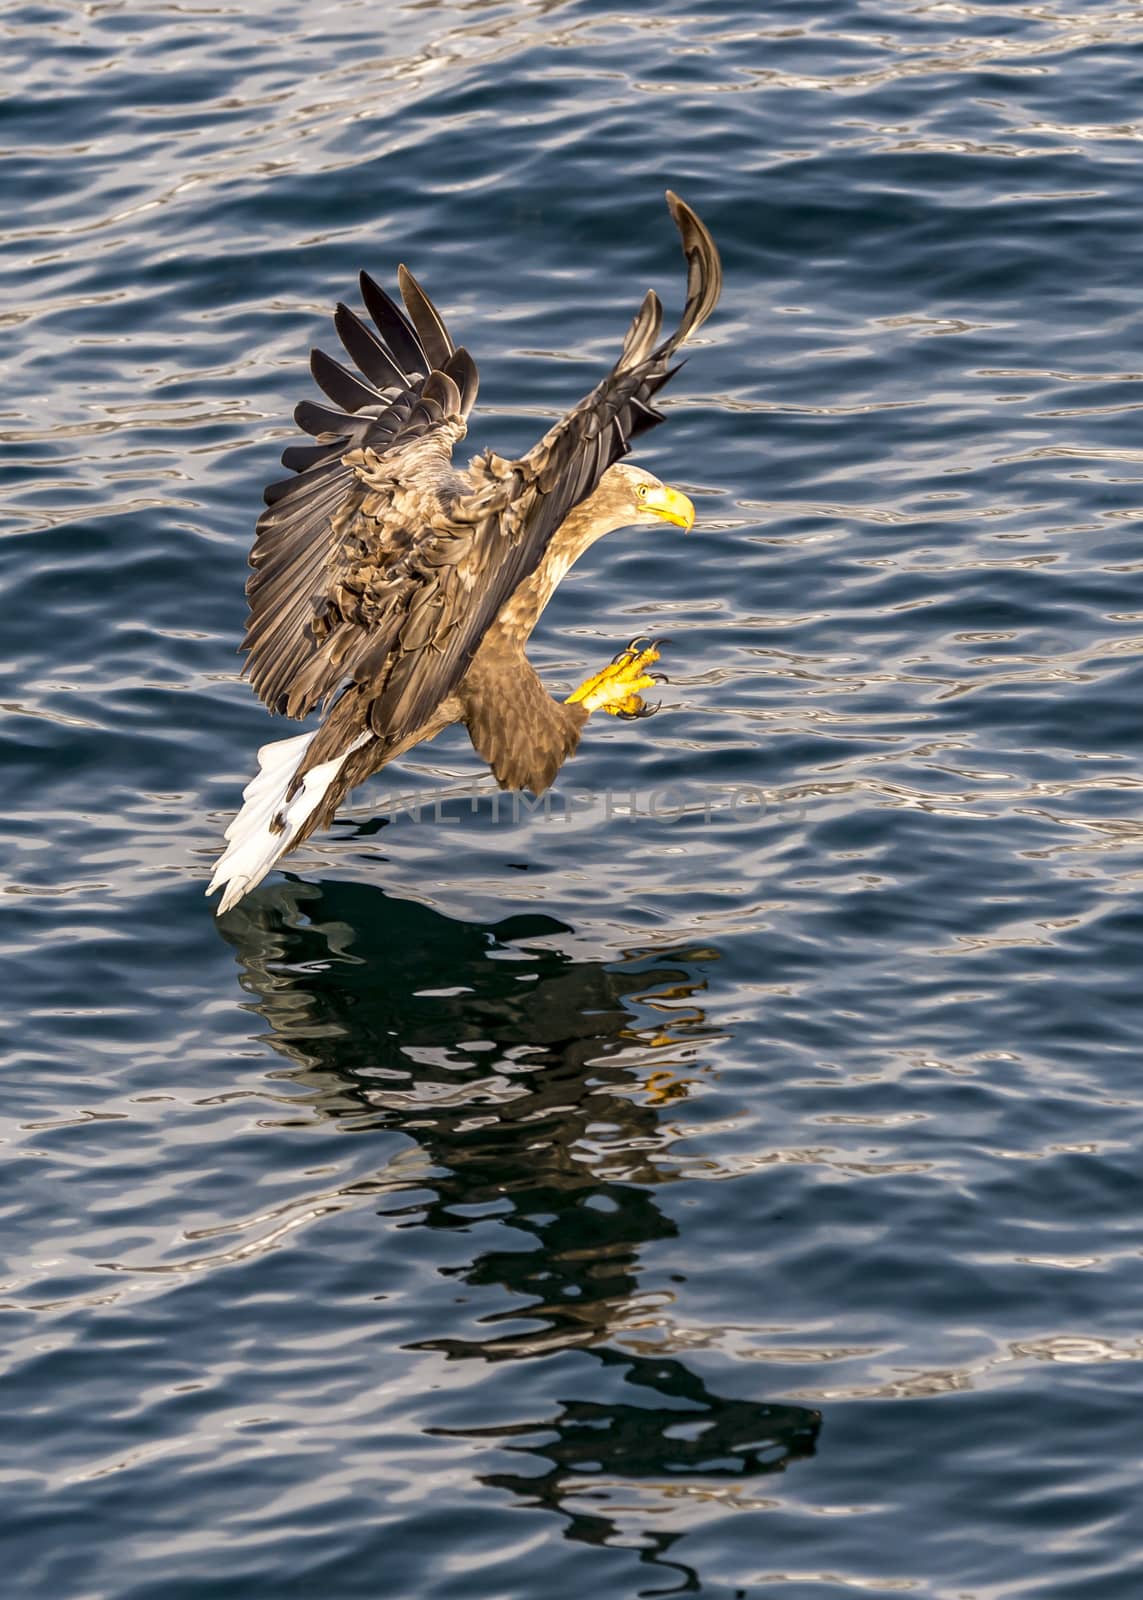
[566,639,665,716]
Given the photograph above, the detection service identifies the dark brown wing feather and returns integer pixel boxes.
[242,265,479,718]
[357,191,722,745]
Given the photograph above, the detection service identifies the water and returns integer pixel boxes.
[4,1,1143,1594]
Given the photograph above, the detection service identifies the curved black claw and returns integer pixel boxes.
[648,671,669,684]
[613,635,649,664]
[618,698,662,721]
[649,636,674,652]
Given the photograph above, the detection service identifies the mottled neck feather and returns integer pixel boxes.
[494,485,633,643]
[550,489,630,561]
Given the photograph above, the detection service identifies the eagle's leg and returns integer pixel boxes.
[565,637,667,720]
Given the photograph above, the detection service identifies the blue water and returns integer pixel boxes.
[4,2,1143,1595]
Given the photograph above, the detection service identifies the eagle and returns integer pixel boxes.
[208,191,722,913]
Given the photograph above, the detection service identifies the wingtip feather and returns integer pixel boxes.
[359,269,427,377]
[397,264,456,371]
[663,189,722,351]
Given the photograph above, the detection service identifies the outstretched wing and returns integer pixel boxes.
[359,191,722,744]
[242,267,479,718]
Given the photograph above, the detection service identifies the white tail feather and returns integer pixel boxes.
[207,730,369,914]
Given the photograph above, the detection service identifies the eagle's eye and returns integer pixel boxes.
[636,484,648,499]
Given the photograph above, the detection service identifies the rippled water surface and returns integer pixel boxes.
[5,1,1143,1595]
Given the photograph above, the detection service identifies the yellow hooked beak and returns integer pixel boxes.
[642,483,695,531]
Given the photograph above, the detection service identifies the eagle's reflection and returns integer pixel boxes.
[223,878,819,1589]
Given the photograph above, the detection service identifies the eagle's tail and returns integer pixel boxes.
[207,730,368,915]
